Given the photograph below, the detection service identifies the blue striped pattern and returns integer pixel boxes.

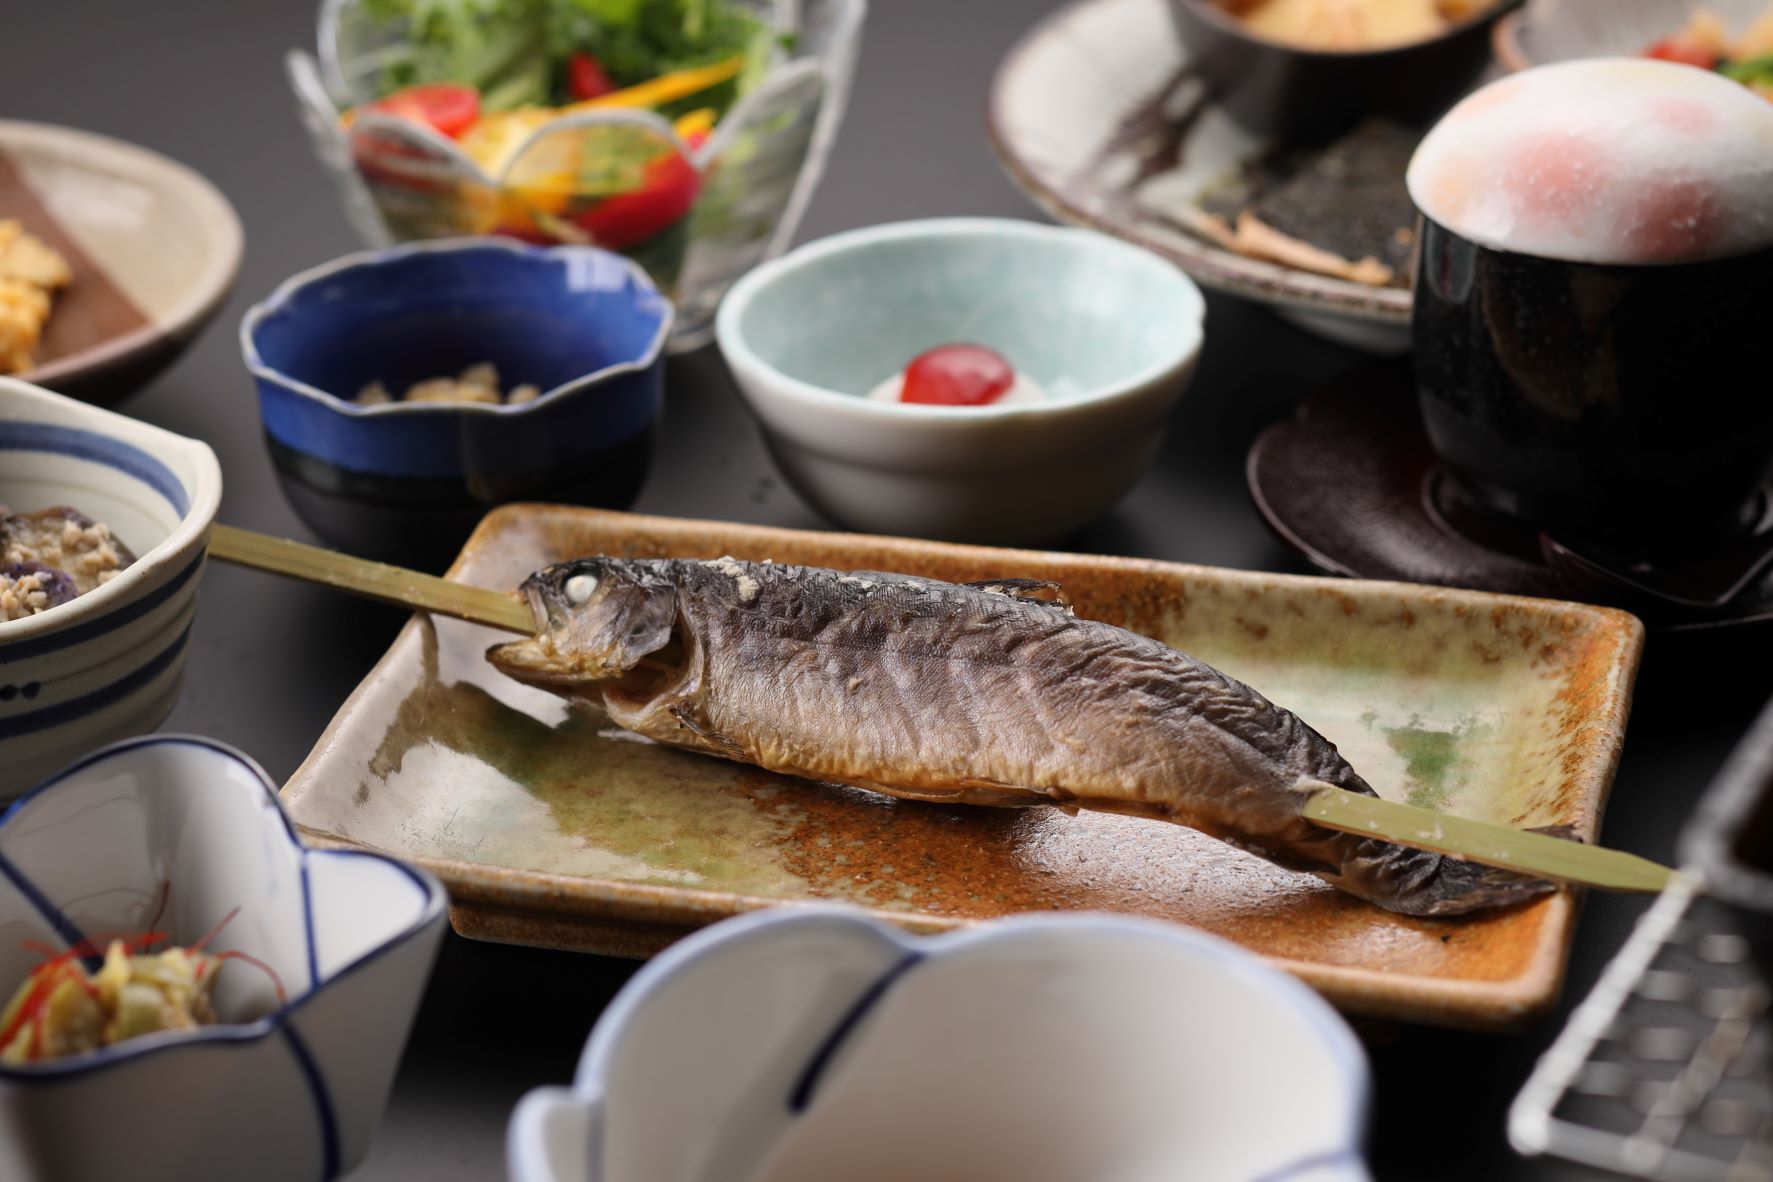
[279,1025,342,1180]
[0,421,189,516]
[0,619,193,738]
[0,551,203,665]
[788,952,925,1112]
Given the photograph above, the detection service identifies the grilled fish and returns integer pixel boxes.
[488,556,1553,917]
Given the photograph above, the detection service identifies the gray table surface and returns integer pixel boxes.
[1,2,1757,1178]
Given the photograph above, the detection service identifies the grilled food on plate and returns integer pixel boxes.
[489,556,1554,917]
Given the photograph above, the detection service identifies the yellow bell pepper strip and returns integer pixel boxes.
[564,56,744,115]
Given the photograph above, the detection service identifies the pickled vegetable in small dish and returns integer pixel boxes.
[0,907,283,1066]
[1210,0,1500,50]
[0,506,135,622]
[864,344,1049,407]
[356,361,541,407]
[1645,4,1773,96]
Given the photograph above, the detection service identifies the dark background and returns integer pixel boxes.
[2,1,1754,1178]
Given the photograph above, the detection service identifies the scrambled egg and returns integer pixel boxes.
[0,220,71,375]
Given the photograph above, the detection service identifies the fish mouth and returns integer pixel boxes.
[602,614,696,712]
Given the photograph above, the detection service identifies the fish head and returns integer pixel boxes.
[487,558,680,691]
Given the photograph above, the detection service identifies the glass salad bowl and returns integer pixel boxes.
[286,0,865,350]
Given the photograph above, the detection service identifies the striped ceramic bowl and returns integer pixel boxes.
[0,376,221,797]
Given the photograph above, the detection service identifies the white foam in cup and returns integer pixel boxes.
[1407,58,1773,264]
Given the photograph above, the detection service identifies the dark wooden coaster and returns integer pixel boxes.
[1247,361,1773,640]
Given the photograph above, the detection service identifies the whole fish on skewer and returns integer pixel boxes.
[488,555,1555,917]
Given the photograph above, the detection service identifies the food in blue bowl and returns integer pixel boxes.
[242,239,671,566]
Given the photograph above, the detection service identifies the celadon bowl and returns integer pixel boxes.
[508,907,1371,1182]
[0,736,447,1182]
[0,376,221,798]
[715,218,1206,545]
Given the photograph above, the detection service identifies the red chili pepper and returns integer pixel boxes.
[573,131,707,251]
[1645,38,1719,69]
[189,906,240,954]
[568,52,617,101]
[364,83,481,140]
[899,344,1018,406]
[211,950,289,1006]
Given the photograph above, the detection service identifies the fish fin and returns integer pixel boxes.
[1331,838,1559,918]
[668,702,746,759]
[966,578,1073,610]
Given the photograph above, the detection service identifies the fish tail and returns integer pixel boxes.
[1327,835,1559,918]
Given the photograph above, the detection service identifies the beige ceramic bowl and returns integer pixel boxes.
[0,120,243,405]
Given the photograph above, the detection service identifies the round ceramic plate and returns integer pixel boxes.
[0,120,243,405]
[987,0,1414,353]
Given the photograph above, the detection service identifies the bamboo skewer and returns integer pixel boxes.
[207,524,534,633]
[208,523,1683,897]
[1305,784,1680,895]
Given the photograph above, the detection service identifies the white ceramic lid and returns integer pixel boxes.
[1407,58,1773,264]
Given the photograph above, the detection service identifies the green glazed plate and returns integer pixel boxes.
[283,507,1643,1027]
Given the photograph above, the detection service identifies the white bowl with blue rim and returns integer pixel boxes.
[508,907,1371,1182]
[0,376,221,799]
[0,735,447,1182]
[715,217,1206,545]
[242,238,673,566]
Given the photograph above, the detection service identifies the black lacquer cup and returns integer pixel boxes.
[1413,215,1773,556]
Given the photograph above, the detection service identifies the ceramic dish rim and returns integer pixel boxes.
[0,375,222,643]
[1172,0,1524,61]
[238,237,674,420]
[0,119,245,388]
[985,0,1414,325]
[0,733,448,1083]
[715,216,1207,421]
[564,906,1371,1159]
[1491,0,1764,72]
[285,506,1645,1028]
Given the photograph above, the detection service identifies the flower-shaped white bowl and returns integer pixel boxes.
[286,0,866,350]
[509,908,1371,1182]
[0,735,446,1182]
[0,376,221,799]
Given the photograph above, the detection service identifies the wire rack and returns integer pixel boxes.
[1512,878,1773,1181]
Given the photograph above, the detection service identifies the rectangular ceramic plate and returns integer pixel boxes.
[283,507,1644,1027]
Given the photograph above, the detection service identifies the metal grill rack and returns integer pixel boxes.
[1512,878,1773,1182]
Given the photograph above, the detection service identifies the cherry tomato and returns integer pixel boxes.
[365,83,481,139]
[1644,38,1719,69]
[568,52,618,100]
[573,130,707,251]
[899,344,1016,406]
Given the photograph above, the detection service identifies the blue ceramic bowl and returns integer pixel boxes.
[242,239,672,566]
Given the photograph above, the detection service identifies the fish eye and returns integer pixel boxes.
[564,574,599,605]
